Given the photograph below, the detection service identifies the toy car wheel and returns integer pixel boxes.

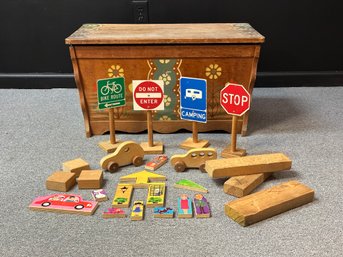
[41,202,51,207]
[133,156,143,166]
[174,161,186,172]
[74,205,84,210]
[199,163,206,173]
[107,162,119,173]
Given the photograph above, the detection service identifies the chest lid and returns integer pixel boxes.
[65,23,264,45]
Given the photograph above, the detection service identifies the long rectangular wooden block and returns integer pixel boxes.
[205,153,291,178]
[224,180,314,226]
[223,173,272,197]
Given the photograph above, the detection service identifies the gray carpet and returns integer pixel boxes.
[0,87,342,257]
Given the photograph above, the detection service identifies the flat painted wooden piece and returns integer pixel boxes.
[224,173,272,197]
[140,141,164,154]
[145,155,168,171]
[205,153,292,178]
[146,183,165,208]
[224,180,315,226]
[179,137,210,150]
[91,189,108,202]
[29,194,98,216]
[119,170,166,188]
[98,140,122,153]
[102,208,126,218]
[177,194,193,218]
[174,179,208,193]
[46,171,76,192]
[171,148,217,172]
[100,141,145,172]
[112,184,133,208]
[193,194,211,218]
[65,23,265,45]
[131,201,144,221]
[62,158,90,177]
[77,170,103,189]
[153,207,174,218]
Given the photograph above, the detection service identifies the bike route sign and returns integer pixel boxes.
[97,77,126,110]
[180,77,207,123]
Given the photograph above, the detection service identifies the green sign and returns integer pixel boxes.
[97,77,126,110]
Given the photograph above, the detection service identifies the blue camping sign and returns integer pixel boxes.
[180,77,207,123]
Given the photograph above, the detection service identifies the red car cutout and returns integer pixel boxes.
[30,194,97,214]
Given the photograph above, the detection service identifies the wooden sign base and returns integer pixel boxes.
[98,140,122,153]
[180,137,209,150]
[140,141,164,154]
[221,146,246,158]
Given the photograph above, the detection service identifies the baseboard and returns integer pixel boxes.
[0,71,342,89]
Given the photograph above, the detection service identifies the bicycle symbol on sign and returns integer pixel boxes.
[101,81,123,95]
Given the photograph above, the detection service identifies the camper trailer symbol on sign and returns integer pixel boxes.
[180,77,207,123]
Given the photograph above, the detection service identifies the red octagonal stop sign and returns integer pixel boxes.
[220,83,251,116]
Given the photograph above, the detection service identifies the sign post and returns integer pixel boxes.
[97,77,126,153]
[179,77,209,149]
[133,80,164,154]
[220,82,251,158]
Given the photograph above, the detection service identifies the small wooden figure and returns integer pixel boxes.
[132,80,165,154]
[193,194,211,218]
[131,201,144,221]
[100,141,144,173]
[177,194,193,218]
[46,171,76,192]
[224,180,315,226]
[91,189,108,202]
[62,158,90,177]
[119,170,166,188]
[146,183,165,208]
[102,207,126,218]
[112,184,133,208]
[153,207,174,218]
[145,155,168,171]
[170,148,217,172]
[77,170,103,189]
[29,194,98,216]
[205,153,292,178]
[224,173,272,197]
[174,179,208,193]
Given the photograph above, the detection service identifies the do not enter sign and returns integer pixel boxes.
[220,83,251,116]
[133,80,164,110]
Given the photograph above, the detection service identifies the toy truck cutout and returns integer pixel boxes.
[100,141,144,172]
[170,148,217,172]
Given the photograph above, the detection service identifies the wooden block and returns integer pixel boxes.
[91,189,108,202]
[174,179,208,193]
[77,170,103,189]
[62,158,90,177]
[131,201,144,221]
[206,153,292,178]
[177,194,193,218]
[98,140,122,153]
[153,207,174,218]
[102,208,126,218]
[140,141,164,154]
[119,170,166,188]
[146,183,165,208]
[224,180,315,226]
[112,184,133,208]
[224,173,272,197]
[193,194,211,218]
[179,137,210,150]
[29,193,98,216]
[46,171,76,192]
[145,155,168,171]
[171,148,217,172]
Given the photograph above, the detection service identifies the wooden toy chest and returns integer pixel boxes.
[65,23,264,137]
